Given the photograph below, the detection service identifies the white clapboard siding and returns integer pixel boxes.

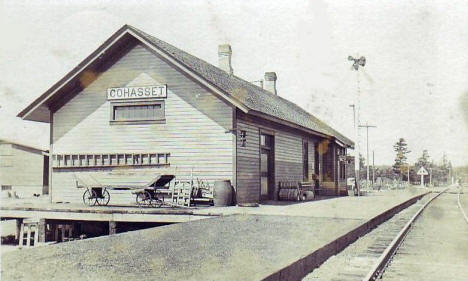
[0,144,44,197]
[52,43,233,203]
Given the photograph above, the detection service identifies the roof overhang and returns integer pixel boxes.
[247,110,354,148]
[17,25,249,123]
[334,138,353,149]
[248,110,331,140]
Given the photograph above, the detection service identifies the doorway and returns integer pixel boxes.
[260,134,274,201]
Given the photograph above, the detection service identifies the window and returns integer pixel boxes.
[303,141,309,181]
[110,101,165,123]
[1,185,12,191]
[260,134,273,148]
[239,130,247,147]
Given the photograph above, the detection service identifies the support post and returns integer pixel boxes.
[109,221,117,235]
[38,218,46,243]
[33,224,39,246]
[15,218,23,240]
[26,225,31,247]
[18,221,24,248]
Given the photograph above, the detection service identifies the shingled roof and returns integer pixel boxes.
[128,26,353,147]
[18,24,353,147]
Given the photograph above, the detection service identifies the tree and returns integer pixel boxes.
[415,150,434,185]
[417,149,430,168]
[393,138,411,178]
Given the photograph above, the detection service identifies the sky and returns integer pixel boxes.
[0,0,467,166]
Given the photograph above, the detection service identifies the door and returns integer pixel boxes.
[260,134,274,201]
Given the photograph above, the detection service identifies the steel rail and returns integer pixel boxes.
[457,185,468,225]
[362,187,450,281]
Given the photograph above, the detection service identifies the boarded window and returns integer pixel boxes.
[111,101,165,122]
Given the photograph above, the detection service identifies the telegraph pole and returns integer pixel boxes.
[359,122,376,189]
[348,55,366,196]
[407,162,410,185]
[372,150,375,187]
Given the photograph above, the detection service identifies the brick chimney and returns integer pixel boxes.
[218,44,233,75]
[264,72,277,95]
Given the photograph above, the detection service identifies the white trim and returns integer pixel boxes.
[22,28,249,121]
[22,30,131,121]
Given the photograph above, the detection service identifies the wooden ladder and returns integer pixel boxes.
[172,181,192,207]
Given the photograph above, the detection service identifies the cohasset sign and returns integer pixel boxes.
[107,85,167,100]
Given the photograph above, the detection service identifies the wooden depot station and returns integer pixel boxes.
[4,25,354,245]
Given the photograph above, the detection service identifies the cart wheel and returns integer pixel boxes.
[136,191,152,207]
[151,198,163,208]
[96,189,110,206]
[83,189,97,206]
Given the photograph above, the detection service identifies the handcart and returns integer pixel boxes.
[74,173,174,207]
[132,175,176,208]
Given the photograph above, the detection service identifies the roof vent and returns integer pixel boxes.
[218,44,233,75]
[264,72,277,95]
[251,79,263,88]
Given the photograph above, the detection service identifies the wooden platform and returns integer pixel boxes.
[0,200,216,223]
[1,189,431,281]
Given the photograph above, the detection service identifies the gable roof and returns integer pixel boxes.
[0,139,47,153]
[18,24,353,147]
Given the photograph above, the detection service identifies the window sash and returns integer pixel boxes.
[111,101,165,122]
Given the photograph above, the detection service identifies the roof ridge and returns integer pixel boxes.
[127,25,353,146]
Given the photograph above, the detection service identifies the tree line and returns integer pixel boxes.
[373,138,452,186]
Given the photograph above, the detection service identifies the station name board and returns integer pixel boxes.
[107,85,167,100]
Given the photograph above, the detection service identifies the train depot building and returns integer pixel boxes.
[18,25,353,206]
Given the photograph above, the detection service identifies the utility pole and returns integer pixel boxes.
[372,150,375,187]
[429,168,432,186]
[348,55,366,196]
[407,162,410,185]
[359,123,376,189]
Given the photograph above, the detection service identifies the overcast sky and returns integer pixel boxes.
[1,0,467,166]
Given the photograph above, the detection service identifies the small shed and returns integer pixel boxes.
[0,139,49,197]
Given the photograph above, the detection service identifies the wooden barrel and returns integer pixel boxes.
[278,189,289,201]
[303,191,314,201]
[287,189,299,201]
[213,180,233,206]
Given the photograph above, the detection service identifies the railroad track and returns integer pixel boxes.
[361,187,450,280]
[303,186,466,281]
[303,191,434,280]
[367,185,468,281]
[457,184,468,224]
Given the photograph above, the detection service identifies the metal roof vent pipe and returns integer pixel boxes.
[264,72,277,95]
[218,44,233,75]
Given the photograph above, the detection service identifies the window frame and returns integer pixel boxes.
[109,100,166,125]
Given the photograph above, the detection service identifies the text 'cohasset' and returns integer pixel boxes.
[107,85,167,100]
